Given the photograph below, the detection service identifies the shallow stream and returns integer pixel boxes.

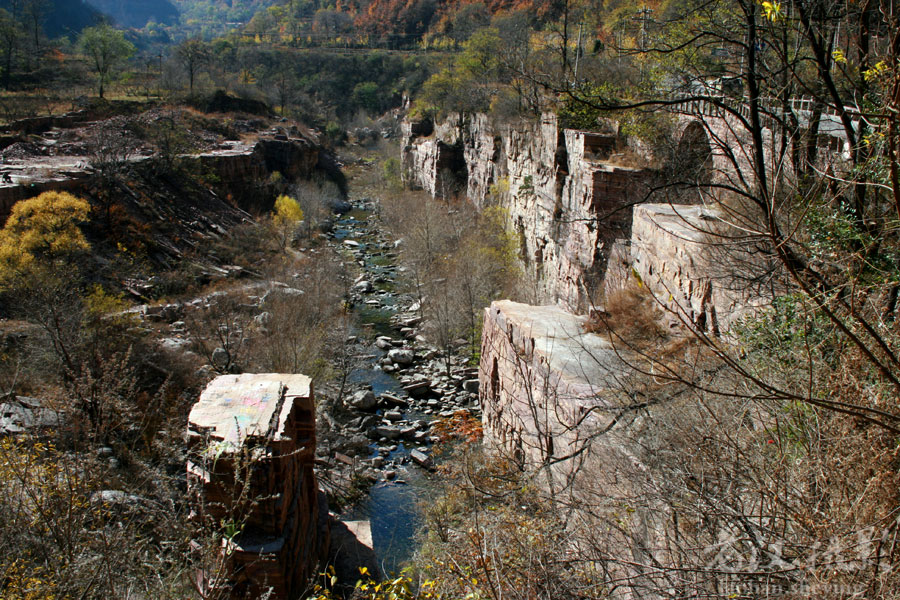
[328,204,436,576]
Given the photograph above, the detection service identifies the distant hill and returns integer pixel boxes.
[0,0,103,38]
[85,0,179,28]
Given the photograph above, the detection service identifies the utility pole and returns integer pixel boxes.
[632,6,653,83]
[573,21,584,88]
[157,52,163,98]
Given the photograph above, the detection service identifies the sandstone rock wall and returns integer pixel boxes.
[193,137,321,214]
[478,300,630,474]
[402,114,649,313]
[1,136,324,223]
[628,203,773,333]
[187,374,327,599]
[478,300,666,598]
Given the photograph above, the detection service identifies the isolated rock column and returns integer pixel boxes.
[187,374,328,599]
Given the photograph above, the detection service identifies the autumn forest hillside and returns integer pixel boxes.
[0,1,899,599]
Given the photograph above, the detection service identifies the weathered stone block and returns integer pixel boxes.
[187,374,326,600]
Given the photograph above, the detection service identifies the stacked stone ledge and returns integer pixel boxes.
[187,374,327,599]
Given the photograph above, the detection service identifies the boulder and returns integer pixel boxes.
[410,449,433,470]
[348,390,378,411]
[388,348,415,365]
[463,379,480,394]
[383,410,403,422]
[404,380,432,397]
[353,280,374,294]
[379,393,409,408]
[211,348,229,370]
[373,425,402,440]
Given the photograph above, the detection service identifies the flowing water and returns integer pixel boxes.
[328,203,437,576]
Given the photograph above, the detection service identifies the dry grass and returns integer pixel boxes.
[585,284,667,347]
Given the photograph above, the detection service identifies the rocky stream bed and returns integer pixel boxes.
[314,198,481,576]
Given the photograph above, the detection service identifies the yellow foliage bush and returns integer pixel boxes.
[273,194,304,225]
[0,191,91,284]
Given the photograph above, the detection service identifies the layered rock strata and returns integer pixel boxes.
[628,203,772,333]
[478,300,664,598]
[478,300,632,477]
[0,136,322,220]
[402,114,648,312]
[187,374,326,599]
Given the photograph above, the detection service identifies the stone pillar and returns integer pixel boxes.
[187,374,327,599]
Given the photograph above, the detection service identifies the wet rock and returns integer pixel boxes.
[379,393,409,408]
[373,425,402,440]
[388,348,415,365]
[375,336,393,350]
[403,381,432,397]
[335,452,355,466]
[357,415,379,430]
[384,410,403,422]
[348,390,378,411]
[399,316,421,327]
[410,449,433,470]
[329,198,352,214]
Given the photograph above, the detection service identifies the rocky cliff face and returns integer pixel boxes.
[478,300,626,469]
[0,117,338,284]
[625,203,773,333]
[402,114,649,313]
[197,137,323,214]
[478,300,666,598]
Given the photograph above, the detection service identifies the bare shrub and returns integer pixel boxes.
[416,447,603,600]
[584,283,666,347]
[0,435,198,599]
[246,251,348,379]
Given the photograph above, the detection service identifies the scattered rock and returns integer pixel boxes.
[90,490,143,507]
[387,348,415,365]
[211,348,229,370]
[373,425,402,440]
[353,280,373,293]
[348,390,378,411]
[379,393,409,408]
[463,379,480,394]
[0,396,62,434]
[410,449,433,470]
[404,380,432,397]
